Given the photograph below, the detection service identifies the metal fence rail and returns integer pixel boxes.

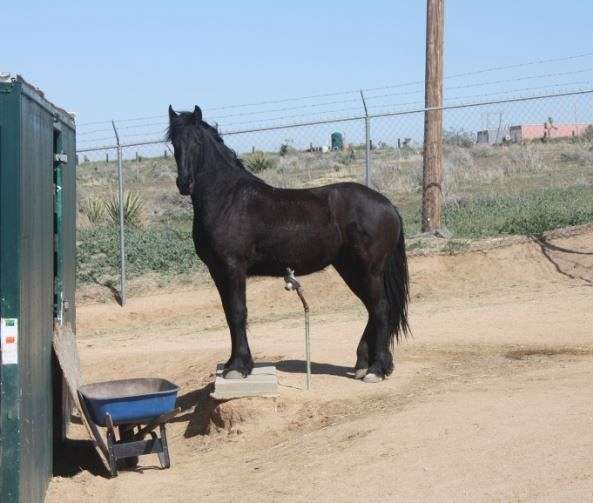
[76,89,593,302]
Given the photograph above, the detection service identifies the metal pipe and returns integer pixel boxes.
[304,306,310,390]
[284,268,311,390]
[112,121,126,306]
[360,90,371,187]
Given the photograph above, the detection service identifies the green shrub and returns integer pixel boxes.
[105,191,144,228]
[444,187,593,238]
[245,151,275,173]
[81,197,105,225]
[77,227,202,284]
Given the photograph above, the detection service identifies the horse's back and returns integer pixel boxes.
[320,182,402,261]
[255,181,401,271]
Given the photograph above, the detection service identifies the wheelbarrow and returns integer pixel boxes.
[78,378,180,477]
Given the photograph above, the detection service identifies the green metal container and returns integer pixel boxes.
[0,75,76,503]
[331,131,344,151]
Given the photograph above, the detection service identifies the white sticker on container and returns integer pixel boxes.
[1,318,19,365]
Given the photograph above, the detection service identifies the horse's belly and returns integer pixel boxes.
[248,225,341,276]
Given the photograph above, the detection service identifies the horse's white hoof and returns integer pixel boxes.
[354,368,368,380]
[362,372,383,383]
[223,370,245,380]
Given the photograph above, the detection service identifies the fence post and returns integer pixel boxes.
[111,121,127,306]
[360,90,371,187]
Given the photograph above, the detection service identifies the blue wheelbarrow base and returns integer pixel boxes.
[78,378,179,477]
[79,377,179,427]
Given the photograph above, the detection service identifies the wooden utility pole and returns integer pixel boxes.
[422,0,444,232]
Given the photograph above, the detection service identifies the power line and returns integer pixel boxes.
[366,67,593,102]
[77,81,593,147]
[76,88,593,152]
[76,50,593,127]
[78,69,593,142]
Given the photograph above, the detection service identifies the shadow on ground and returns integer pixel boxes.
[169,383,226,438]
[87,273,123,305]
[277,359,353,378]
[53,439,110,478]
[533,236,593,285]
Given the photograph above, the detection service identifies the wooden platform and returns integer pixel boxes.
[210,363,278,400]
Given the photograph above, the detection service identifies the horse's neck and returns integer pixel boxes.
[192,136,253,210]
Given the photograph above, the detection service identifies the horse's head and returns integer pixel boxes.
[167,105,203,196]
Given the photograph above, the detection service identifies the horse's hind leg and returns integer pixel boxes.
[333,258,376,378]
[354,324,375,379]
[363,286,392,382]
[210,263,254,379]
[334,257,392,382]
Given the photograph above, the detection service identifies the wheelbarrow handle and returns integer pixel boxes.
[134,407,182,440]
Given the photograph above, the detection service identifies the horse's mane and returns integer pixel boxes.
[167,112,252,175]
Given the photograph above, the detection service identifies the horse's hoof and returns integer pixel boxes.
[362,373,383,383]
[223,370,246,380]
[354,368,368,380]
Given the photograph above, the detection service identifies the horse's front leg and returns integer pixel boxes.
[212,264,253,379]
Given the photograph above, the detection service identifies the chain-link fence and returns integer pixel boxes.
[76,89,593,299]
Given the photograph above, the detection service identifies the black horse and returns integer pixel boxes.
[167,105,410,383]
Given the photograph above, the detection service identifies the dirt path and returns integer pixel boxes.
[48,228,593,502]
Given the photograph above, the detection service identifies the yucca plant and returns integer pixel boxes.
[245,151,275,173]
[105,191,144,228]
[81,197,106,225]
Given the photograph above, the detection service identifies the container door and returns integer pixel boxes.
[53,124,65,324]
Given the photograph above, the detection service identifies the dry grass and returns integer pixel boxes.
[77,141,593,228]
[75,139,593,284]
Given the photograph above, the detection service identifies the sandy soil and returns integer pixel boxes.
[47,227,593,503]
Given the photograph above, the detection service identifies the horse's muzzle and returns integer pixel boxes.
[176,176,193,196]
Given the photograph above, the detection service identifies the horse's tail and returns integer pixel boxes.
[384,208,410,346]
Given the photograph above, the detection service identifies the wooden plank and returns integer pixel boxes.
[52,325,110,471]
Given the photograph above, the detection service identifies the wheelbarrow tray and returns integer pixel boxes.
[79,378,179,427]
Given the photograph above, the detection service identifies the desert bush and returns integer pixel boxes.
[444,128,474,148]
[244,151,275,173]
[337,151,353,166]
[105,191,144,228]
[505,144,544,173]
[372,161,422,195]
[442,146,476,197]
[470,144,498,159]
[81,197,105,225]
[279,144,297,156]
[444,146,474,174]
[582,125,593,142]
[558,143,593,166]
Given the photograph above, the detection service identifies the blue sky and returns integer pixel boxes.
[2,1,592,148]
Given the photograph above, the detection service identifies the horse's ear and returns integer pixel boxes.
[193,105,202,124]
[168,105,177,121]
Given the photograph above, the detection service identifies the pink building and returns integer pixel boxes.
[509,123,590,142]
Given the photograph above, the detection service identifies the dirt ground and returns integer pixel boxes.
[47,226,593,503]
